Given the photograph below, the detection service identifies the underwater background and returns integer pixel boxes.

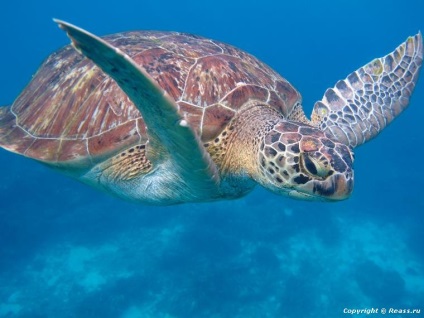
[0,0,423,317]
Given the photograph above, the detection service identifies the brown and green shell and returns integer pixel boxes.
[0,31,302,168]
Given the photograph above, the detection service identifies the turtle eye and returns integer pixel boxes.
[300,152,330,179]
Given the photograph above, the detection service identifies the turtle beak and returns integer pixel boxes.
[288,170,354,201]
[315,172,354,201]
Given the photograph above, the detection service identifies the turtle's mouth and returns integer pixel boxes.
[289,173,354,201]
[288,190,321,201]
[317,173,353,201]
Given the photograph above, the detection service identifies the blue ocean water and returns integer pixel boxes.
[0,0,423,317]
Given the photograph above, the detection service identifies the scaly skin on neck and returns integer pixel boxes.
[206,101,283,181]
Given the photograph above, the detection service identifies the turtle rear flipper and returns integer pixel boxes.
[311,32,423,148]
[54,20,220,199]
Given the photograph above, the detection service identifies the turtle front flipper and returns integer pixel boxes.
[311,32,423,148]
[54,20,220,200]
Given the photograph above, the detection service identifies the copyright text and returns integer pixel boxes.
[343,308,421,315]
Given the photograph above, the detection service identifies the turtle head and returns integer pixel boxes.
[257,121,354,201]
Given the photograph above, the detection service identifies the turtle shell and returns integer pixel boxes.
[0,31,301,168]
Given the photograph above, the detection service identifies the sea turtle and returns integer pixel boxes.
[0,20,422,205]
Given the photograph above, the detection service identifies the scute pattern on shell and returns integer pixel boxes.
[5,31,301,164]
